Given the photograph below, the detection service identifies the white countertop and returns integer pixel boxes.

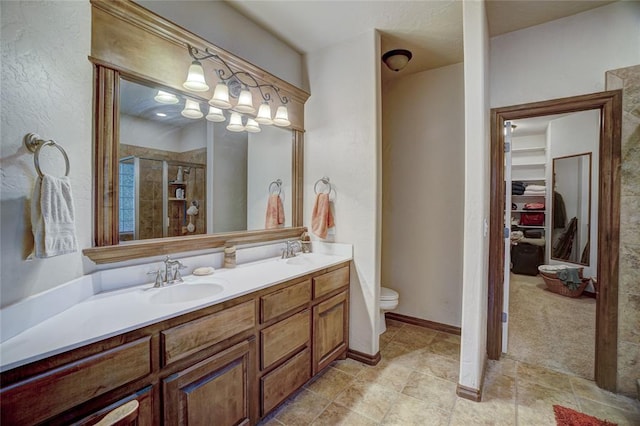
[0,249,351,372]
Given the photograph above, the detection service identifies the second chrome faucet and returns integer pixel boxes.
[148,256,187,287]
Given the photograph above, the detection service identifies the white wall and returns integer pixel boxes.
[136,0,303,89]
[547,110,600,277]
[381,63,464,327]
[490,1,640,108]
[459,0,490,392]
[120,114,183,151]
[211,124,247,233]
[304,31,381,355]
[0,1,93,308]
[247,126,292,230]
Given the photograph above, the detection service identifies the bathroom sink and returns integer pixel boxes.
[149,283,224,304]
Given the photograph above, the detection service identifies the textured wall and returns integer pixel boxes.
[382,63,465,327]
[0,1,93,307]
[606,65,640,397]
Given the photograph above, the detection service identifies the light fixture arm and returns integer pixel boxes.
[187,44,289,105]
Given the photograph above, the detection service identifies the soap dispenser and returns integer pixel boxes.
[176,166,184,183]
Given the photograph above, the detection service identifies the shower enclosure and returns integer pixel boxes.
[118,156,206,241]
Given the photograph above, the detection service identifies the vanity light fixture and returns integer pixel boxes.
[205,106,225,122]
[272,105,291,127]
[226,111,245,132]
[382,49,413,72]
[154,90,179,104]
[245,118,261,133]
[181,99,203,119]
[255,101,273,125]
[183,44,290,126]
[183,60,210,92]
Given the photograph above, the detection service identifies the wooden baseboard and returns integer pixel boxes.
[385,312,461,336]
[347,349,381,366]
[456,383,482,402]
[583,290,597,299]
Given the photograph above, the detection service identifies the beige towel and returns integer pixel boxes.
[311,193,334,239]
[30,174,78,258]
[265,194,285,229]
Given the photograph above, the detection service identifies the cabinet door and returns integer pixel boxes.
[163,339,256,426]
[312,291,349,375]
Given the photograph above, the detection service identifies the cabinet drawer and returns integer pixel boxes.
[261,310,310,370]
[261,347,311,415]
[162,300,255,365]
[0,337,152,426]
[261,279,311,323]
[313,266,349,299]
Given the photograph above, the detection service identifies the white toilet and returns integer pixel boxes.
[379,286,400,334]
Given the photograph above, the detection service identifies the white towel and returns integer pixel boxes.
[526,184,546,191]
[30,174,78,259]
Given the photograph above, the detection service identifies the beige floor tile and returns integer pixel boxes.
[355,359,413,392]
[330,358,367,377]
[482,373,515,402]
[310,403,378,426]
[257,415,284,426]
[385,318,405,331]
[486,357,517,379]
[571,376,640,413]
[391,325,438,349]
[423,334,461,360]
[333,380,400,422]
[401,370,457,411]
[434,331,461,344]
[449,397,516,426]
[578,397,640,426]
[381,393,450,426]
[517,361,574,393]
[380,341,424,369]
[379,331,395,349]
[516,381,578,426]
[412,350,460,383]
[304,367,355,400]
[275,389,331,426]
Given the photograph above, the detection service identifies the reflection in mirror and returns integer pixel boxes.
[118,78,292,242]
[552,153,592,265]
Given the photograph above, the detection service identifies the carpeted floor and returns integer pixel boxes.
[507,272,596,380]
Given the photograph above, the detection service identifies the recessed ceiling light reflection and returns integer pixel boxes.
[156,112,167,117]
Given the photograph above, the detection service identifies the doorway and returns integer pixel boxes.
[486,91,622,391]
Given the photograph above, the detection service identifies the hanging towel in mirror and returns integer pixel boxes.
[29,174,78,259]
[265,194,285,229]
[311,193,334,239]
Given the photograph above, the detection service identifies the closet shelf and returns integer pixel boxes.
[512,147,546,154]
[511,209,545,213]
[513,225,546,229]
[512,194,546,198]
[512,162,546,168]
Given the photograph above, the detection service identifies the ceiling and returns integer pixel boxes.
[225,0,616,80]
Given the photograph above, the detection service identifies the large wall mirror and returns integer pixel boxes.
[551,152,592,265]
[83,0,308,263]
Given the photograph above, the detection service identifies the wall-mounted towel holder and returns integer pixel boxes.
[314,176,331,194]
[24,133,70,178]
[269,179,282,196]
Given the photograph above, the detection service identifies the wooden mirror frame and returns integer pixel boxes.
[487,90,622,391]
[83,0,309,264]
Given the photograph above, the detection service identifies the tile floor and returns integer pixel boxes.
[259,319,640,425]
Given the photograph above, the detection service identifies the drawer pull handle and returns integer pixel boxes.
[95,400,139,426]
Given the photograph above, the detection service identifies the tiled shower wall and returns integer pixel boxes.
[606,65,640,397]
[120,145,206,239]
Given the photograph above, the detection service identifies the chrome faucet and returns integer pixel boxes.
[148,256,187,287]
[281,240,302,259]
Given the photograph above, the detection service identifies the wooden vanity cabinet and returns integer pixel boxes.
[0,261,350,426]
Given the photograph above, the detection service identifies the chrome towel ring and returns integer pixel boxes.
[314,176,331,194]
[24,133,70,178]
[269,179,282,196]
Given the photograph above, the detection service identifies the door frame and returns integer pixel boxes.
[486,90,622,391]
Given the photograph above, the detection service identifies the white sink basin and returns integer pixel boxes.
[149,283,225,304]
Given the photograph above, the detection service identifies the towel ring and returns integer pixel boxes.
[314,176,331,195]
[269,179,282,196]
[24,133,70,178]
